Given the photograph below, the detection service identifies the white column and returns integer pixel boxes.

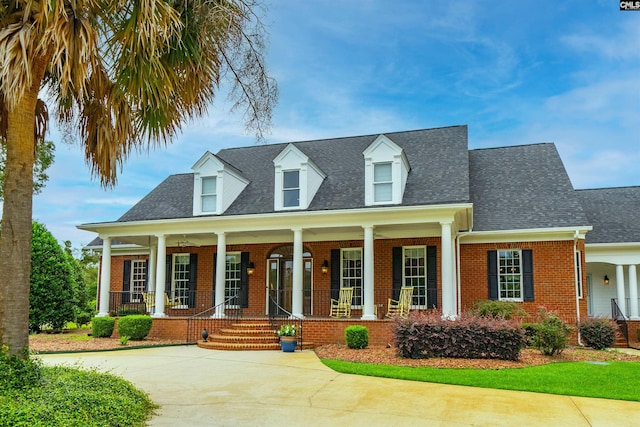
[616,264,626,317]
[97,237,112,316]
[148,245,157,292]
[214,232,227,318]
[361,225,376,320]
[153,235,167,317]
[291,228,304,318]
[628,265,638,319]
[441,222,455,319]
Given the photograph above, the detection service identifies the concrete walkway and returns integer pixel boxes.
[40,346,640,427]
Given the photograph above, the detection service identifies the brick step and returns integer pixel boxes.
[230,322,272,329]
[208,334,279,343]
[220,328,276,335]
[197,340,315,351]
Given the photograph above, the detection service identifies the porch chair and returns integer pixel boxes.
[164,293,182,308]
[141,292,155,312]
[386,286,414,319]
[329,287,354,318]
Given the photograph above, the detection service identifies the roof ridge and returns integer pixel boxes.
[576,185,640,192]
[470,142,554,153]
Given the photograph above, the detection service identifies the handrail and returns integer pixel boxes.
[185,294,241,344]
[611,298,630,347]
[268,295,304,351]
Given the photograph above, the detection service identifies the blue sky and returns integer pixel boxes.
[21,0,640,248]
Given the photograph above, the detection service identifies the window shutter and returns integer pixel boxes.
[165,255,172,300]
[392,247,402,300]
[523,249,534,301]
[330,249,340,300]
[239,252,250,308]
[426,246,438,309]
[213,253,217,306]
[122,260,131,304]
[188,254,198,307]
[488,251,498,300]
[144,260,149,292]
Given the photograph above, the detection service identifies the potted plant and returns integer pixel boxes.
[278,324,298,352]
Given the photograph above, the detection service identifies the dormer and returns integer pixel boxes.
[273,144,326,210]
[192,151,249,215]
[363,135,410,205]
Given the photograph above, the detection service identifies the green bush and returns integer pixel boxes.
[471,300,526,320]
[579,318,617,350]
[75,311,94,327]
[345,325,369,349]
[529,308,571,356]
[0,347,42,391]
[117,315,153,340]
[91,316,115,338]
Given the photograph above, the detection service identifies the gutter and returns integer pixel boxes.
[574,230,584,346]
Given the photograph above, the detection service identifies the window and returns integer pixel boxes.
[403,247,426,307]
[172,254,190,304]
[283,170,300,207]
[130,260,147,302]
[373,162,392,202]
[576,250,583,299]
[225,252,241,305]
[341,248,362,306]
[498,250,522,301]
[201,177,216,213]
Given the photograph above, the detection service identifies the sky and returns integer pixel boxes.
[12,0,640,249]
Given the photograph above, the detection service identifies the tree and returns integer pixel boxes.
[0,139,55,201]
[0,1,277,355]
[64,241,98,326]
[30,222,76,332]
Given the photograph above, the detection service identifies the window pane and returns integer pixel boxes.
[172,255,190,304]
[374,183,392,202]
[374,163,392,182]
[403,247,426,306]
[225,253,241,304]
[283,170,299,189]
[342,249,362,306]
[202,195,216,212]
[283,189,300,207]
[202,177,216,194]
[498,250,522,300]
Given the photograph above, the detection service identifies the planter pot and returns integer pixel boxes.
[280,336,298,352]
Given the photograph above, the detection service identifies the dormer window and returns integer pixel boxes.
[283,170,300,207]
[363,135,410,206]
[201,177,217,212]
[273,144,326,211]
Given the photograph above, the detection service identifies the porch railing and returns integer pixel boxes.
[185,294,242,344]
[109,290,215,317]
[268,295,303,351]
[611,298,629,347]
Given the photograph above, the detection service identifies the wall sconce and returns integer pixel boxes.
[321,260,329,274]
[603,275,610,285]
[247,262,255,276]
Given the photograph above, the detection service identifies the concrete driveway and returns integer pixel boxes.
[40,346,640,426]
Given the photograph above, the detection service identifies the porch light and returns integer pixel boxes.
[247,262,255,276]
[603,275,610,285]
[321,260,329,274]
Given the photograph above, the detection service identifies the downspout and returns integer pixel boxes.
[574,230,583,346]
[456,229,473,316]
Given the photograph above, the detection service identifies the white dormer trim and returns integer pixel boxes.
[192,151,249,216]
[273,144,326,210]
[363,134,410,206]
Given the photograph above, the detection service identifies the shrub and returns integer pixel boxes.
[75,311,94,327]
[579,318,617,350]
[393,312,525,361]
[0,346,42,391]
[117,315,153,340]
[345,325,369,349]
[91,316,115,338]
[471,300,526,320]
[529,307,571,356]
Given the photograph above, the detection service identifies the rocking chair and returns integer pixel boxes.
[329,287,354,318]
[386,286,414,319]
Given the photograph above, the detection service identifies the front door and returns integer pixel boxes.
[267,257,312,315]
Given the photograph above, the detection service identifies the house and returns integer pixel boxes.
[79,125,640,347]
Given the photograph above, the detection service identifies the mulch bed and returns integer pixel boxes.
[29,329,184,353]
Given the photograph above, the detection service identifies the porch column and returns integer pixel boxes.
[629,265,639,319]
[97,237,112,317]
[214,232,226,318]
[153,235,167,317]
[148,245,157,292]
[361,225,376,320]
[291,228,304,318]
[616,264,626,317]
[441,222,456,319]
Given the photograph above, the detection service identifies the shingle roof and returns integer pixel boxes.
[469,143,589,231]
[116,125,471,221]
[576,187,640,244]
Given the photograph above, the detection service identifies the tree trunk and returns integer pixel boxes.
[0,58,47,356]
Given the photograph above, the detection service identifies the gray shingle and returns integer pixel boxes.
[469,143,589,231]
[576,187,640,244]
[118,173,194,221]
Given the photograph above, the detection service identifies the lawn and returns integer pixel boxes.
[321,359,640,401]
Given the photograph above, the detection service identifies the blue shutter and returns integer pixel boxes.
[392,247,403,300]
[330,249,340,300]
[488,251,498,300]
[426,246,437,309]
[239,252,250,308]
[188,254,198,307]
[122,260,131,304]
[523,250,534,301]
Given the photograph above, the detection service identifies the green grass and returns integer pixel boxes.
[321,359,640,401]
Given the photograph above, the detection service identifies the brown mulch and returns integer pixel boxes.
[314,344,640,369]
[29,329,184,353]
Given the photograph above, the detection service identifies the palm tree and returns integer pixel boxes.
[0,0,277,355]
